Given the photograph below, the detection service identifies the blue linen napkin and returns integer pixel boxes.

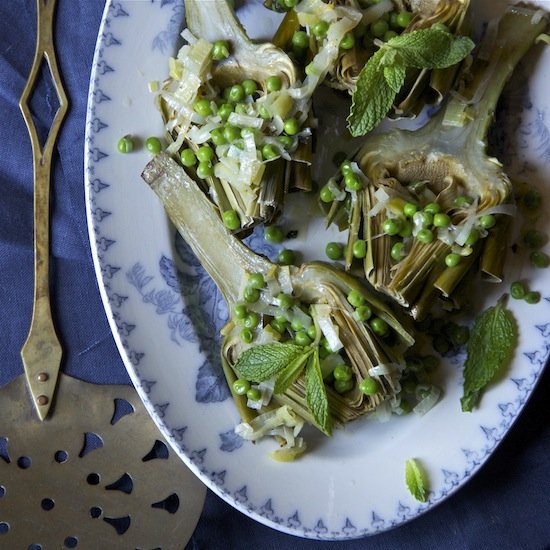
[0,2,548,549]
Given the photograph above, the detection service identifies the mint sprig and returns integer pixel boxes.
[461,297,517,412]
[347,27,475,137]
[233,343,333,434]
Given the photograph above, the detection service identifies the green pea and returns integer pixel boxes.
[145,136,162,154]
[320,184,335,203]
[222,209,241,230]
[334,378,354,394]
[278,248,296,265]
[370,19,389,38]
[444,253,461,267]
[403,202,418,218]
[340,32,355,49]
[359,377,379,395]
[465,228,480,246]
[338,160,352,176]
[382,218,403,236]
[180,148,197,167]
[117,135,134,154]
[510,281,526,299]
[524,290,541,304]
[196,145,214,163]
[271,319,288,334]
[523,229,547,249]
[325,242,343,261]
[396,10,412,28]
[352,239,367,259]
[243,286,260,303]
[433,334,451,355]
[248,273,265,289]
[292,30,309,50]
[240,328,254,343]
[530,251,549,268]
[391,242,405,261]
[212,40,230,60]
[217,103,234,121]
[277,293,294,309]
[307,324,317,339]
[355,305,372,322]
[266,75,282,92]
[261,143,279,161]
[433,213,451,227]
[453,195,474,207]
[194,98,212,117]
[312,20,329,38]
[416,211,433,228]
[244,312,260,329]
[277,135,294,149]
[233,304,248,319]
[232,378,250,395]
[424,202,441,215]
[196,161,213,179]
[333,364,353,382]
[416,228,434,244]
[344,173,362,191]
[207,128,225,147]
[479,214,496,229]
[264,225,284,243]
[370,316,389,336]
[259,105,272,120]
[431,22,450,33]
[246,387,262,401]
[228,84,245,103]
[223,125,241,142]
[283,117,300,136]
[295,331,312,346]
[242,79,258,96]
[347,290,365,308]
[240,127,255,139]
[384,30,398,41]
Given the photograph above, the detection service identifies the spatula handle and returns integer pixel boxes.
[19,0,68,421]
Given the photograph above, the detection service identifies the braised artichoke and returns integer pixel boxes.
[272,0,471,117]
[155,0,313,233]
[143,152,415,452]
[321,4,548,319]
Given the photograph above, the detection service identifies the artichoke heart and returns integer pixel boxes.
[273,0,471,118]
[143,153,414,446]
[322,5,548,319]
[156,0,314,233]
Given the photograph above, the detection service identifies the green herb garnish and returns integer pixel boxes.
[405,458,429,502]
[347,27,475,137]
[305,350,332,436]
[461,298,518,412]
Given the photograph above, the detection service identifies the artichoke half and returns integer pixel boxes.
[323,5,548,319]
[142,153,414,447]
[156,0,312,233]
[273,0,471,117]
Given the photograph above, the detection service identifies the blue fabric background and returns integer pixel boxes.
[0,1,548,549]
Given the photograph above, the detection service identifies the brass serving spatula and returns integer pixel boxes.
[0,1,206,547]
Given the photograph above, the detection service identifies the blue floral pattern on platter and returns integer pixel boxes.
[84,0,550,540]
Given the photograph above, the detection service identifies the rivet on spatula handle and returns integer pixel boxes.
[19,0,68,420]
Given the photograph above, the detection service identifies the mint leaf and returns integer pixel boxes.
[305,350,332,435]
[384,61,406,94]
[461,298,517,412]
[347,48,397,137]
[405,458,429,502]
[388,28,475,69]
[274,350,311,394]
[234,343,305,383]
